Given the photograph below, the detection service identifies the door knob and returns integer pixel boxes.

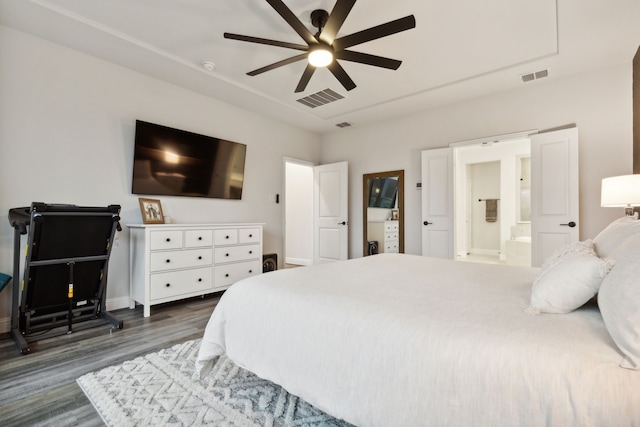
[423,221,432,226]
[560,221,577,227]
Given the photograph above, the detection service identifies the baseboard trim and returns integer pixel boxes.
[469,248,500,256]
[0,296,131,334]
[106,296,130,312]
[0,316,9,334]
[285,257,312,266]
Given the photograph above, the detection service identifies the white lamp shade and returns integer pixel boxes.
[601,174,640,207]
[308,47,333,67]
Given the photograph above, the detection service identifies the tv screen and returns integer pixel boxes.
[132,120,247,199]
[368,177,398,208]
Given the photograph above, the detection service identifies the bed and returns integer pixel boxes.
[196,218,640,427]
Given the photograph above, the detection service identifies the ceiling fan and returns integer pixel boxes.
[224,0,416,93]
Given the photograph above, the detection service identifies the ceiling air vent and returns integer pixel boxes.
[296,88,344,108]
[335,122,352,128]
[520,68,550,83]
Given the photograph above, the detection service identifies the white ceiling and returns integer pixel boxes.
[1,0,639,134]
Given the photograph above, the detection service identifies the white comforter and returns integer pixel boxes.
[196,253,640,427]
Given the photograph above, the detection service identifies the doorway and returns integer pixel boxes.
[284,159,314,266]
[283,158,349,266]
[422,127,579,267]
[454,138,531,266]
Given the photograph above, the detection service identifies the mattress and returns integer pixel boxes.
[196,253,640,426]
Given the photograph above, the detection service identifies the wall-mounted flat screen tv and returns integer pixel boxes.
[368,177,398,208]
[132,120,247,199]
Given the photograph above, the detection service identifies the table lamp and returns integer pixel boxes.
[601,174,640,217]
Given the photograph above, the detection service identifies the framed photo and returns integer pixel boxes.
[138,198,164,224]
[391,209,399,220]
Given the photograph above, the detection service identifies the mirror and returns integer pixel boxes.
[517,156,531,222]
[363,170,404,256]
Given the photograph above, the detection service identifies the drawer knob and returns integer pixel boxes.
[166,283,171,287]
[225,273,229,277]
[249,234,253,238]
[198,236,203,240]
[166,238,171,242]
[248,269,253,273]
[198,256,202,260]
[166,259,171,263]
[249,250,253,254]
[225,253,229,257]
[198,278,202,282]
[225,235,230,239]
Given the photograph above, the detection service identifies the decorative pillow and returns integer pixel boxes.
[539,239,596,272]
[593,216,640,258]
[526,240,614,315]
[598,233,640,369]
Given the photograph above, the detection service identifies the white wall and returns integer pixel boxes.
[469,161,501,254]
[320,63,634,258]
[0,26,322,331]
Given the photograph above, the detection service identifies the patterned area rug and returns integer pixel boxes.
[77,339,351,426]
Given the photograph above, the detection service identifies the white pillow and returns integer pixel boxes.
[526,240,614,314]
[539,239,596,272]
[593,216,640,258]
[598,233,640,369]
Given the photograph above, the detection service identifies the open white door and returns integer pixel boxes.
[421,148,454,259]
[530,127,579,267]
[314,161,348,263]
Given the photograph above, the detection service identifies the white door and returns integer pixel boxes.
[530,127,579,266]
[314,161,349,263]
[421,148,454,258]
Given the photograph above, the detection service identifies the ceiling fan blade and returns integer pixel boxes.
[224,33,308,51]
[319,0,357,45]
[247,53,308,76]
[332,15,416,51]
[335,50,402,70]
[327,61,357,91]
[267,0,317,46]
[295,64,317,93]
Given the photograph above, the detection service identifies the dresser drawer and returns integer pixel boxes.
[215,260,261,289]
[185,229,213,247]
[385,232,399,240]
[150,267,212,300]
[214,229,238,245]
[214,244,260,264]
[238,228,261,244]
[385,222,399,232]
[149,230,183,250]
[150,248,213,272]
[384,241,399,253]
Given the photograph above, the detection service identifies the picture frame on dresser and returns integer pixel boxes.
[138,198,164,224]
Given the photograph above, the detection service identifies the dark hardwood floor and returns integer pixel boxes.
[0,294,221,426]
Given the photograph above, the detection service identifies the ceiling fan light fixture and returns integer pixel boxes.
[308,46,333,67]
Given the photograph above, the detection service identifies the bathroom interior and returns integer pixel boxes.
[454,138,532,266]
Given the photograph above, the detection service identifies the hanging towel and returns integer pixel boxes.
[485,199,498,223]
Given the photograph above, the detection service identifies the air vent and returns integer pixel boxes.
[520,68,550,83]
[296,88,344,108]
[335,122,352,128]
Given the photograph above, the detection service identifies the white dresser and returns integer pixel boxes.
[128,223,263,317]
[368,220,400,253]
[382,220,400,253]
